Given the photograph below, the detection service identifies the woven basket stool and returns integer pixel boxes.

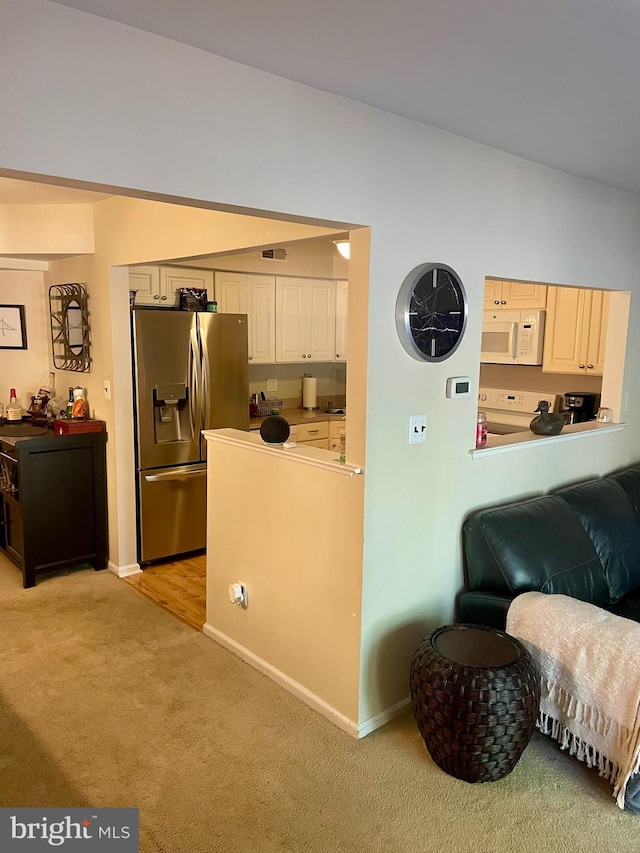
[410,623,540,783]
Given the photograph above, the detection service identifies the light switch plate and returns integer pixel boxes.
[409,414,427,444]
[266,378,278,393]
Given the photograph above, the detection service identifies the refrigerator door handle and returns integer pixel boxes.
[200,323,211,429]
[144,465,207,482]
[189,326,202,441]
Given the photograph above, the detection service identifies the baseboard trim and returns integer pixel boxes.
[357,696,411,738]
[202,622,360,738]
[108,561,142,578]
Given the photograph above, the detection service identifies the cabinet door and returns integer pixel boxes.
[215,271,248,314]
[501,281,547,309]
[275,277,306,362]
[160,267,214,308]
[247,275,275,363]
[586,290,609,375]
[484,279,503,309]
[335,279,348,361]
[542,287,589,374]
[306,279,336,362]
[130,265,161,306]
[2,493,24,566]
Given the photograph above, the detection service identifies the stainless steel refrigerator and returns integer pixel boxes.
[132,309,249,564]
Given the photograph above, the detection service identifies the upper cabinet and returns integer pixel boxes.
[542,287,610,376]
[275,277,336,363]
[484,279,547,310]
[130,265,214,307]
[335,279,348,362]
[215,271,276,364]
[132,265,346,365]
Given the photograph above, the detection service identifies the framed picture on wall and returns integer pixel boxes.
[0,304,27,349]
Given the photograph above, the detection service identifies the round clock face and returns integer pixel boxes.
[395,263,468,362]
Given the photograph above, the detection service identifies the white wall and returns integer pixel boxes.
[0,269,49,411]
[184,240,348,279]
[3,0,640,725]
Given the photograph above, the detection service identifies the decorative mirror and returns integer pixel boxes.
[49,283,92,372]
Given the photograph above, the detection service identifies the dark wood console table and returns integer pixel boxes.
[0,429,108,588]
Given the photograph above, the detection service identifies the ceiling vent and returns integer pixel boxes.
[260,247,288,262]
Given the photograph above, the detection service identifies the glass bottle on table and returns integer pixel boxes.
[6,388,22,422]
[65,387,74,420]
[29,371,56,419]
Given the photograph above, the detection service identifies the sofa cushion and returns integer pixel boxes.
[608,465,640,516]
[463,495,609,606]
[554,478,640,603]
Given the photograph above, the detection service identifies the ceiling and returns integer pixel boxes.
[50,0,640,196]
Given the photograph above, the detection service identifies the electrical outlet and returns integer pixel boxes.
[103,379,111,400]
[409,414,427,444]
[266,378,278,393]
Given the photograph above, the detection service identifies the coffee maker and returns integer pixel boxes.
[563,391,600,424]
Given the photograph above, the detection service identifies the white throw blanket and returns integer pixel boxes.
[506,592,640,808]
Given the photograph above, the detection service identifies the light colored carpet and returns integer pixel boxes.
[0,556,639,853]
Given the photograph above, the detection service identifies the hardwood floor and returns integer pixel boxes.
[123,553,206,631]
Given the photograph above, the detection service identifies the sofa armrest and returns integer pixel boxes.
[457,591,514,630]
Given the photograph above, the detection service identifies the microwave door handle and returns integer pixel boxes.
[508,322,518,358]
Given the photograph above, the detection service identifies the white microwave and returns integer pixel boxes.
[481,309,546,365]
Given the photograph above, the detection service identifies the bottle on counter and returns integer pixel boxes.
[476,411,487,448]
[6,388,23,422]
[72,386,87,419]
[65,387,74,419]
[28,371,56,419]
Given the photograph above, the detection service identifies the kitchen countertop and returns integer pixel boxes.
[249,407,346,430]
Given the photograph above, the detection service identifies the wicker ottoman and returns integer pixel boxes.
[410,623,540,783]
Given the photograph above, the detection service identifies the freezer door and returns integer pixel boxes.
[137,465,207,563]
[198,313,249,449]
[133,309,200,469]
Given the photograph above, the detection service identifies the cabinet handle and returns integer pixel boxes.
[154,294,160,300]
[587,363,594,369]
[307,353,311,358]
[161,295,167,301]
[248,356,253,361]
[336,354,340,358]
[308,429,319,434]
[494,300,500,304]
[302,354,307,358]
[579,363,585,369]
[500,300,507,305]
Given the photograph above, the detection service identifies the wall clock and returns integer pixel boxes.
[395,263,468,362]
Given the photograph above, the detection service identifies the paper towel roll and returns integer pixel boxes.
[302,375,318,409]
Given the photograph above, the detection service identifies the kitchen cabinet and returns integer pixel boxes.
[335,279,348,361]
[542,287,610,376]
[160,267,213,307]
[129,265,162,306]
[328,419,346,454]
[291,421,330,449]
[0,431,108,588]
[215,271,276,364]
[130,265,214,308]
[484,280,547,310]
[275,278,336,363]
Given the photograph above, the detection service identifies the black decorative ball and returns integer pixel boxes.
[259,416,290,445]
